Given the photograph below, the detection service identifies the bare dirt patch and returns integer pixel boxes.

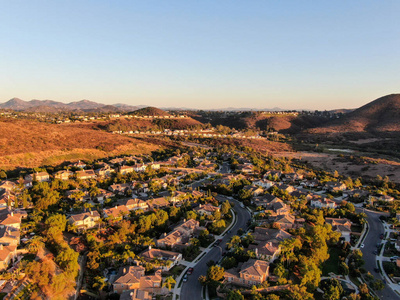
[275,151,400,182]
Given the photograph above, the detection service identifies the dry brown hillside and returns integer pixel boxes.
[0,120,159,168]
[96,116,204,132]
[308,94,400,133]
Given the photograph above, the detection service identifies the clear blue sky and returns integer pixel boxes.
[1,1,399,110]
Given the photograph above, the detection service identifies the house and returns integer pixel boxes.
[253,179,274,189]
[75,169,96,180]
[369,195,395,205]
[262,198,290,217]
[310,198,337,209]
[109,183,133,195]
[237,163,254,174]
[300,179,320,188]
[68,211,101,231]
[342,189,369,199]
[25,171,50,182]
[267,214,296,230]
[0,244,17,271]
[0,209,22,229]
[113,265,161,295]
[276,184,296,194]
[140,247,182,271]
[325,218,352,242]
[148,163,161,170]
[120,166,136,175]
[54,170,74,181]
[133,164,147,172]
[283,173,304,182]
[0,181,17,193]
[96,165,115,177]
[325,181,347,192]
[147,197,169,210]
[243,185,264,196]
[224,259,269,287]
[263,170,282,180]
[0,226,20,246]
[123,199,149,211]
[94,189,114,203]
[156,219,200,250]
[253,194,280,208]
[290,190,313,201]
[70,160,86,169]
[248,227,292,261]
[120,290,151,300]
[0,193,14,208]
[103,205,130,220]
[194,204,220,216]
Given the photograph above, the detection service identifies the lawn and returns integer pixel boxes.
[383,242,398,257]
[183,248,202,262]
[382,261,400,278]
[322,247,341,276]
[164,264,186,278]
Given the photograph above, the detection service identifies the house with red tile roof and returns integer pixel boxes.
[224,259,269,287]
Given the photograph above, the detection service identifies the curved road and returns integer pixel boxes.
[180,195,251,300]
[356,208,399,299]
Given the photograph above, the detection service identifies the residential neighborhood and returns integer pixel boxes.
[0,144,398,300]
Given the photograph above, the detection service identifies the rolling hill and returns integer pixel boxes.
[308,94,400,133]
[0,120,160,168]
[129,106,171,117]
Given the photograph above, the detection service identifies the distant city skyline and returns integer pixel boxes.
[1,1,399,110]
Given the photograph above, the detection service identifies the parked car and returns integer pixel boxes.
[360,243,365,248]
[187,268,194,275]
[183,274,188,282]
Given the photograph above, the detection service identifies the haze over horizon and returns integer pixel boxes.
[1,1,399,110]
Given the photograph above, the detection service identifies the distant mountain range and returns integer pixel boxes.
[0,98,313,113]
[0,98,146,113]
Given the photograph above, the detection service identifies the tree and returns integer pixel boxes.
[322,279,343,300]
[207,265,225,282]
[372,279,385,291]
[288,284,314,300]
[45,214,67,241]
[162,276,176,291]
[221,200,231,215]
[226,290,244,300]
[28,236,44,254]
[186,211,197,220]
[265,295,280,300]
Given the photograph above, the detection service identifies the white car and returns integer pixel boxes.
[360,243,365,248]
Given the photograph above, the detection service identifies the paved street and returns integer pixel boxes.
[357,208,399,299]
[179,196,251,300]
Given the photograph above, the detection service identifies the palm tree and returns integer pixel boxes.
[162,276,176,291]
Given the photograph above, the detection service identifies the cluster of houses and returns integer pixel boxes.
[0,146,394,298]
[213,169,363,288]
[0,181,27,270]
